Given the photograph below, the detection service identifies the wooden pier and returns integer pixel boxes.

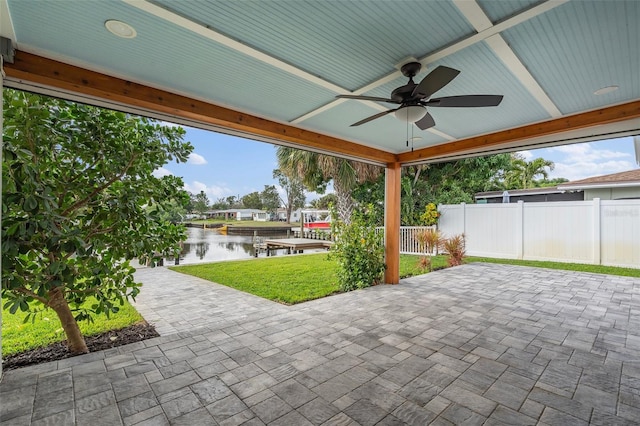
[254,238,333,257]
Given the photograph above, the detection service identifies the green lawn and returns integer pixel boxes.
[466,256,640,278]
[172,252,639,306]
[2,298,143,357]
[171,253,449,304]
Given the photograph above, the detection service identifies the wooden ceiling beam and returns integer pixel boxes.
[3,51,397,165]
[398,100,640,164]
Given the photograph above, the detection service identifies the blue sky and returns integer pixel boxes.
[155,126,639,202]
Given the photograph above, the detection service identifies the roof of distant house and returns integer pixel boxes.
[475,186,574,199]
[558,169,640,190]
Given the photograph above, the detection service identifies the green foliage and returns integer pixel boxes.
[193,190,210,215]
[260,185,281,215]
[329,206,386,291]
[276,146,380,223]
[353,154,511,225]
[241,191,262,209]
[420,203,441,226]
[2,297,143,356]
[273,168,305,223]
[2,89,192,346]
[310,193,338,209]
[505,155,555,189]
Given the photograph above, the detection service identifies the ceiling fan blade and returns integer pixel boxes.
[426,95,504,107]
[350,108,398,127]
[336,94,397,103]
[415,112,436,130]
[412,65,460,98]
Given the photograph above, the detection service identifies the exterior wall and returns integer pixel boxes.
[438,199,640,268]
[584,187,640,200]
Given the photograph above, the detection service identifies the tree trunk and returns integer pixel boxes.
[48,288,89,354]
[334,182,354,224]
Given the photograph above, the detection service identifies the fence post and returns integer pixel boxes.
[593,198,601,265]
[460,202,466,236]
[516,201,524,259]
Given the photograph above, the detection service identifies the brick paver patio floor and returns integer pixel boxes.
[2,263,640,425]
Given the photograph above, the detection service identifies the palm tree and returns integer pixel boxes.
[506,156,555,189]
[276,147,381,223]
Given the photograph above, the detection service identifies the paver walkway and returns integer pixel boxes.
[2,263,640,425]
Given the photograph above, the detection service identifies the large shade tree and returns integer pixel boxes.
[273,169,305,224]
[353,154,512,224]
[276,147,381,223]
[2,90,193,354]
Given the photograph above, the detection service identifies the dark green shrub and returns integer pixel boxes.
[329,207,385,292]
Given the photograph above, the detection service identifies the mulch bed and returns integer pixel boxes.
[2,322,159,371]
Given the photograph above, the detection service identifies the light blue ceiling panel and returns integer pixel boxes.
[7,0,336,123]
[303,101,447,153]
[500,0,639,114]
[359,42,551,139]
[153,0,476,91]
[477,0,542,23]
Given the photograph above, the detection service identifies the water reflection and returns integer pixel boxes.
[167,227,285,265]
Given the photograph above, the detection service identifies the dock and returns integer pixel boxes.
[254,238,333,257]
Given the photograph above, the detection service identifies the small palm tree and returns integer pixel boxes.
[276,147,381,223]
[506,156,555,189]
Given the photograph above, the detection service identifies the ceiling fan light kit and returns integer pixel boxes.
[395,105,427,123]
[337,62,503,131]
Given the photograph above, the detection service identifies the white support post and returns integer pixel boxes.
[516,201,524,259]
[460,202,466,236]
[593,198,601,265]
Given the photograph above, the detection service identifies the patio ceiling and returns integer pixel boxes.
[1,0,639,166]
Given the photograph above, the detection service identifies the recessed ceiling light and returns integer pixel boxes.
[409,137,422,143]
[593,85,619,96]
[105,20,137,39]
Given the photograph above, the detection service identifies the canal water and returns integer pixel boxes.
[162,227,324,265]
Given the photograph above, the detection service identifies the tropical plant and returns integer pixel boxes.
[420,203,441,226]
[442,234,466,267]
[276,147,381,224]
[329,206,386,291]
[415,228,443,272]
[505,156,555,189]
[2,89,192,354]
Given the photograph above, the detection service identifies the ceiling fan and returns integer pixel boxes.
[336,62,503,130]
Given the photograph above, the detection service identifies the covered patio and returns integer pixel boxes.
[2,2,640,424]
[2,264,640,424]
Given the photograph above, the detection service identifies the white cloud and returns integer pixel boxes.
[546,142,635,181]
[187,153,208,165]
[549,143,630,162]
[160,120,183,129]
[517,150,533,160]
[152,167,173,178]
[552,160,635,181]
[184,181,233,200]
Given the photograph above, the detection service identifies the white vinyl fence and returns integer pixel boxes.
[438,199,640,268]
[376,226,436,255]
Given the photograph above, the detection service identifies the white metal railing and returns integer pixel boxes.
[376,226,436,255]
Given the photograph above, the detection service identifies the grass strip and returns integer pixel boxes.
[466,256,640,278]
[2,298,143,357]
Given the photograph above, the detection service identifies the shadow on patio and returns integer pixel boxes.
[2,263,639,425]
